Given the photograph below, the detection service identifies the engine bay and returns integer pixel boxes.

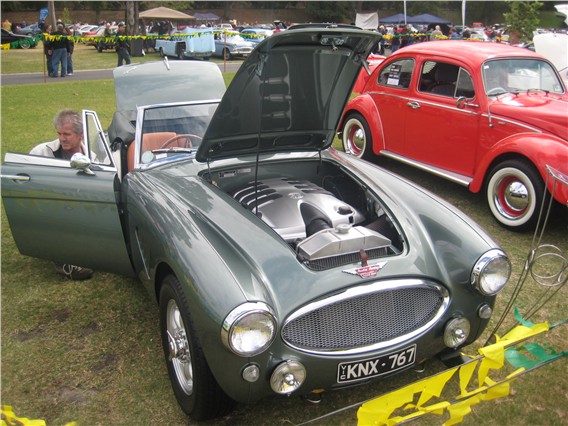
[208,159,404,270]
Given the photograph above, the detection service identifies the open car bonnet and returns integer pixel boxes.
[113,60,226,112]
[196,28,381,162]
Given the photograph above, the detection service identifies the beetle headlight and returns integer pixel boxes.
[471,249,511,296]
[221,302,276,357]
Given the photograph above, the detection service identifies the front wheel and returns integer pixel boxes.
[177,45,185,60]
[158,47,165,57]
[20,39,31,49]
[341,112,374,160]
[485,159,544,231]
[159,275,234,420]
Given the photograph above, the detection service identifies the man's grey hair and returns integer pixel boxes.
[54,109,82,134]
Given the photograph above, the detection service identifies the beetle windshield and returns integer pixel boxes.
[482,58,564,96]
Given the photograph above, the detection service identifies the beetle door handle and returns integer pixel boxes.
[407,101,421,109]
[1,174,30,182]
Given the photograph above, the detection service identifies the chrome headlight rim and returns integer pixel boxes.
[221,302,277,357]
[471,249,511,296]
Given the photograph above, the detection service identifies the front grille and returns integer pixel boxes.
[282,281,446,354]
[304,247,395,271]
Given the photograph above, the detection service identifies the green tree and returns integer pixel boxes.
[305,1,355,23]
[503,0,543,43]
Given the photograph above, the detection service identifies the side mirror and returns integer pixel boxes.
[456,96,467,109]
[456,96,479,109]
[70,153,95,175]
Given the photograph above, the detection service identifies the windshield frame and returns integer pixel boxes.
[133,100,221,170]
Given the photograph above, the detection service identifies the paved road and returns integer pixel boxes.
[1,61,243,86]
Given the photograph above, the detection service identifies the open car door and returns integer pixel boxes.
[1,110,134,277]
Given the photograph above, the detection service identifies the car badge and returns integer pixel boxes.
[343,261,387,278]
[343,250,387,278]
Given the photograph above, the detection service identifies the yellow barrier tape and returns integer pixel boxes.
[1,405,76,426]
[1,405,46,426]
[357,321,554,425]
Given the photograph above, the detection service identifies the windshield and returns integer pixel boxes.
[138,102,218,165]
[482,58,564,96]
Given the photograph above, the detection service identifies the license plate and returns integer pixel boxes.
[337,345,416,383]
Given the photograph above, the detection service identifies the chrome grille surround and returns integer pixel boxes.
[281,279,449,355]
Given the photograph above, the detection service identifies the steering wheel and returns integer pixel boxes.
[487,87,507,96]
[160,134,203,149]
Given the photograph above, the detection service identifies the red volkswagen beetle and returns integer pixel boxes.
[339,41,568,230]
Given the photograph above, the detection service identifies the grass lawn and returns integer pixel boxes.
[1,44,567,426]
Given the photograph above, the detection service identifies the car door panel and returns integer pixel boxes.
[1,110,135,277]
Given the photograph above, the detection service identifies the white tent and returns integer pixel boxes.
[139,7,195,20]
[356,12,379,30]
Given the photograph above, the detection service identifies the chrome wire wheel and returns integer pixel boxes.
[166,299,194,395]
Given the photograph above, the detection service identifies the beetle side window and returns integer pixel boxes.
[378,59,414,89]
[455,69,475,98]
[419,61,463,97]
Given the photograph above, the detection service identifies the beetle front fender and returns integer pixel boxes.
[471,133,568,204]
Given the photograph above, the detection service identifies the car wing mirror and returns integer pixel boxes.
[456,96,479,109]
[70,153,95,175]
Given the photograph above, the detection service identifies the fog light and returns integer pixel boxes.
[444,317,470,348]
[270,360,306,394]
[478,304,493,319]
[242,364,260,383]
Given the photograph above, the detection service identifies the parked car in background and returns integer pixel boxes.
[240,27,273,44]
[339,41,568,231]
[155,27,215,60]
[214,32,255,59]
[1,28,38,49]
[531,32,568,87]
[84,25,117,51]
[18,23,41,35]
[78,24,99,37]
[2,30,512,421]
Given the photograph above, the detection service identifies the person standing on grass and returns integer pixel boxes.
[42,23,54,77]
[29,109,95,280]
[65,25,75,75]
[115,22,131,67]
[48,23,70,78]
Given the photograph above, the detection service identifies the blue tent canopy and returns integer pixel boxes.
[408,13,451,25]
[379,13,410,24]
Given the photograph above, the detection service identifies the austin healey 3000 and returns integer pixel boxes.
[1,28,511,420]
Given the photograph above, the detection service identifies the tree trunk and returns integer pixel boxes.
[47,1,57,28]
[126,0,139,36]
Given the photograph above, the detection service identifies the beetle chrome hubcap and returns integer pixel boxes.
[166,299,193,395]
[495,177,529,218]
[344,120,365,156]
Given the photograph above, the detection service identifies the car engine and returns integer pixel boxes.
[231,178,394,266]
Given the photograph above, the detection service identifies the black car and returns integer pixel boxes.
[1,28,37,49]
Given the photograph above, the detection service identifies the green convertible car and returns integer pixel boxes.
[1,28,511,420]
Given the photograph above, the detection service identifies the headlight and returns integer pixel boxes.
[221,302,276,356]
[471,249,511,295]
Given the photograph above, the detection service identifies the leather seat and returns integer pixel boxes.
[127,132,177,172]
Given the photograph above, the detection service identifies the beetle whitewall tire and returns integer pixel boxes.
[486,159,544,231]
[341,113,374,160]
